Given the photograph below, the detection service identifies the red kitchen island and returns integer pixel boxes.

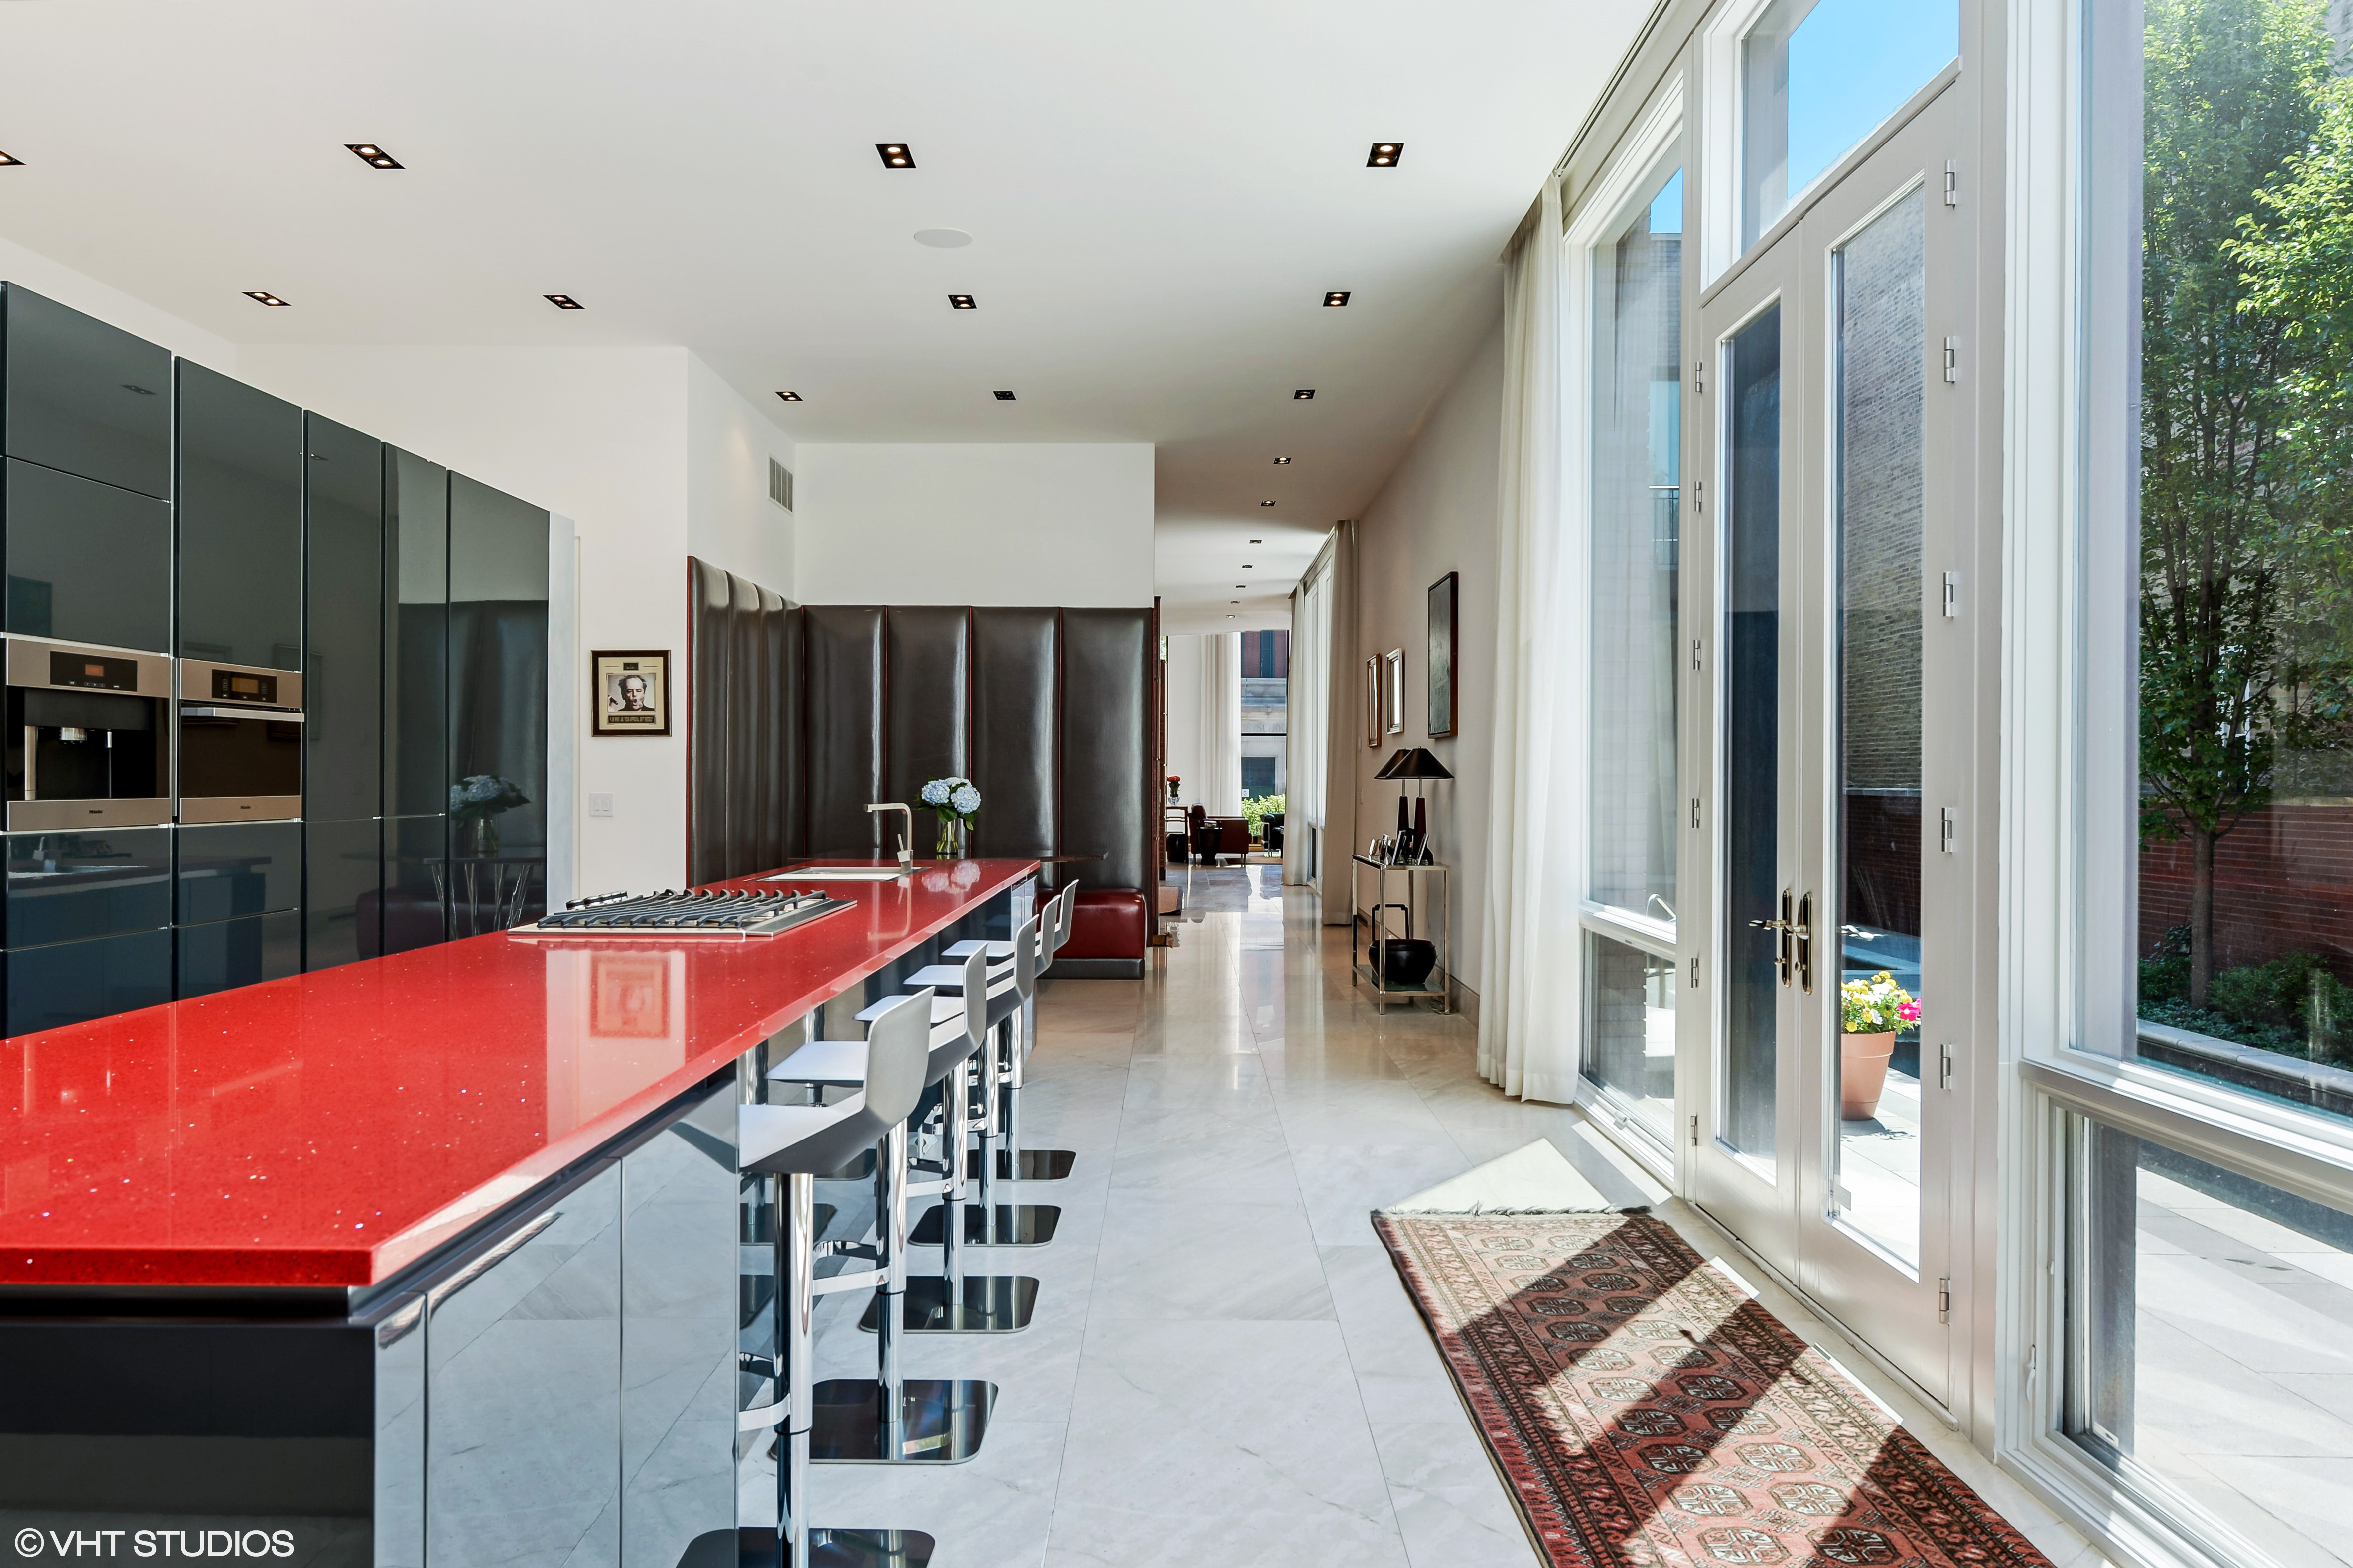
[0,859,1038,1568]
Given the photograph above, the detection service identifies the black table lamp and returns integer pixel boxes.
[1377,746,1452,858]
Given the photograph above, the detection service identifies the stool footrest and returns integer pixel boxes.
[812,1266,885,1297]
[908,1203,1060,1248]
[810,1378,997,1464]
[856,1274,1039,1334]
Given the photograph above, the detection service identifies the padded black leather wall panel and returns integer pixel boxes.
[687,560,732,886]
[970,609,1059,863]
[885,607,969,812]
[686,581,1152,896]
[804,606,886,857]
[1059,609,1151,893]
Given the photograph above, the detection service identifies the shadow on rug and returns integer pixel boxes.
[1375,1210,2053,1568]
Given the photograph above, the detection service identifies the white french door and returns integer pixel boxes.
[1688,86,1966,1407]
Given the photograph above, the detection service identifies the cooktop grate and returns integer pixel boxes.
[515,888,853,938]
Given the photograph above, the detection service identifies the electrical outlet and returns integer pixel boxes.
[589,793,615,818]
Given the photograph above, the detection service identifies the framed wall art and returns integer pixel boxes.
[1384,648,1404,735]
[1428,570,1458,738]
[1365,656,1381,747]
[593,649,672,736]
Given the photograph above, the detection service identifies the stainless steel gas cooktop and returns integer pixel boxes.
[513,888,853,938]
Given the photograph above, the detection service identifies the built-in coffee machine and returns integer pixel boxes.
[2,635,173,831]
[176,658,302,823]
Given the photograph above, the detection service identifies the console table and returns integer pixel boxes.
[1349,855,1452,1013]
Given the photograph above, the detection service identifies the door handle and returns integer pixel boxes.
[1794,892,1814,993]
[1748,891,1795,987]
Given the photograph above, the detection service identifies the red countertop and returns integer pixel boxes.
[0,859,1036,1289]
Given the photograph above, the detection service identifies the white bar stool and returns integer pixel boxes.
[950,884,1075,1181]
[848,949,1040,1334]
[754,989,995,1478]
[904,912,1060,1248]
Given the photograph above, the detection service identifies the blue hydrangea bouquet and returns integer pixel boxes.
[919,776,982,858]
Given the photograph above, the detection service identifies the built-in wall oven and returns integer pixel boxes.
[176,659,302,823]
[3,636,174,831]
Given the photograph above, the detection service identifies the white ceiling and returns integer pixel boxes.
[0,0,1643,630]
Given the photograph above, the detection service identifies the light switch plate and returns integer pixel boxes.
[589,793,615,818]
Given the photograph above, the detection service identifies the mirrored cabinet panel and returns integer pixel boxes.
[1,284,171,499]
[3,458,170,651]
[176,361,301,671]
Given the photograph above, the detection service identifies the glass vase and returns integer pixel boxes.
[935,818,962,860]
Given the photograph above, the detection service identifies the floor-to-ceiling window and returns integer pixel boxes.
[1582,140,1687,1154]
[2038,1,2353,1562]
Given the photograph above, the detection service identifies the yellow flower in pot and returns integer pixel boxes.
[1837,970,1920,1121]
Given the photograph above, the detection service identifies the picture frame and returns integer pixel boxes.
[1428,571,1458,739]
[1365,656,1381,748]
[593,649,672,737]
[1384,648,1404,735]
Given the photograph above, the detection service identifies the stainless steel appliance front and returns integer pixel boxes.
[176,658,303,824]
[3,634,174,831]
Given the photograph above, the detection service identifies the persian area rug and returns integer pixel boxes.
[1374,1210,2054,1568]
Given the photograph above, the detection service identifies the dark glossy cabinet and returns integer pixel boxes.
[2,284,170,499]
[175,908,300,999]
[3,458,171,650]
[175,820,300,999]
[6,926,172,1035]
[450,474,548,924]
[177,362,302,670]
[3,827,172,949]
[305,816,380,970]
[305,415,383,824]
[388,450,447,819]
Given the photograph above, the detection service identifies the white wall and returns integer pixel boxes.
[793,443,1155,606]
[1352,317,1504,1003]
[688,355,795,593]
[1163,632,1206,809]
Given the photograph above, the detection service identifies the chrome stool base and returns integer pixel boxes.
[857,1274,1039,1333]
[686,1525,934,1568]
[909,1202,1061,1247]
[810,1377,997,1463]
[967,1147,1076,1181]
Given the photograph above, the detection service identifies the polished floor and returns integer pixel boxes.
[801,866,2104,1568]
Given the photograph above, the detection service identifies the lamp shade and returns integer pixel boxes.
[1389,747,1453,780]
[1374,748,1411,780]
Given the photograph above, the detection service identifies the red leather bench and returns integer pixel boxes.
[1051,888,1148,979]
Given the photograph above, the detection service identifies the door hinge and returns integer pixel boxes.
[1691,638,1704,673]
[1693,358,1706,395]
[2026,1343,2039,1387]
[1938,1277,1952,1322]
[1694,477,1705,513]
[1938,1041,1955,1089]
[1939,807,1956,854]
[1943,336,1960,383]
[1942,570,1959,618]
[1944,159,1960,206]
[1690,1114,1700,1147]
[1691,796,1702,831]
[1690,953,1701,989]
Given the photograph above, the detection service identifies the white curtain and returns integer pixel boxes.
[1200,631,1244,817]
[1478,176,1582,1101]
[1285,573,1327,886]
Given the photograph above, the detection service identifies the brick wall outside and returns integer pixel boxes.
[2140,800,2353,971]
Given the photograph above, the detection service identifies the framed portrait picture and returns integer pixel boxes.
[1365,656,1381,748]
[593,650,671,736]
[1384,648,1404,735]
[1428,571,1458,738]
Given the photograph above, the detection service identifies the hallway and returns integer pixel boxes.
[803,868,2090,1568]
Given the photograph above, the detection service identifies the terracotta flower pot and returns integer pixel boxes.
[1839,1031,1897,1121]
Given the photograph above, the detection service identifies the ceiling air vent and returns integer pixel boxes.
[768,458,795,512]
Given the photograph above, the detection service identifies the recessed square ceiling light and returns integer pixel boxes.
[346,143,402,169]
[244,291,290,307]
[950,294,977,310]
[876,143,915,168]
[1248,538,1263,543]
[1241,563,1255,569]
[775,391,803,402]
[993,390,1016,401]
[1293,389,1314,400]
[546,294,584,310]
[1272,456,1292,465]
[1368,142,1404,167]
[1259,500,1276,507]
[0,150,22,167]
[1324,291,1351,307]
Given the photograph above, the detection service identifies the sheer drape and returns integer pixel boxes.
[1200,631,1244,817]
[1286,559,1332,886]
[1478,177,1582,1100]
